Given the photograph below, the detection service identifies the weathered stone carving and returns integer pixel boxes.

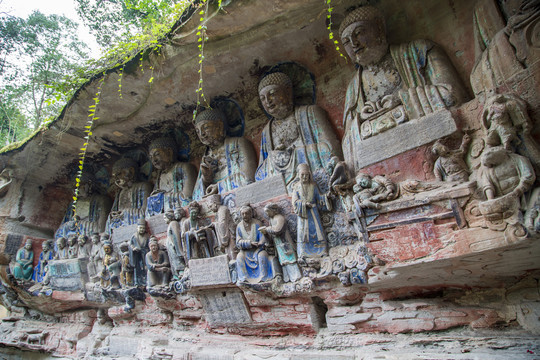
[181,201,215,260]
[482,93,540,173]
[54,237,69,260]
[108,157,152,229]
[55,172,112,239]
[353,173,398,210]
[101,240,121,289]
[478,146,536,230]
[88,233,103,282]
[317,244,372,286]
[236,205,281,284]
[119,242,133,287]
[67,236,78,259]
[129,218,149,286]
[259,203,302,283]
[340,5,467,172]
[165,207,186,280]
[12,239,33,280]
[0,168,14,198]
[292,164,332,258]
[77,235,91,259]
[432,134,471,182]
[255,71,341,190]
[146,137,196,216]
[145,237,171,291]
[207,194,237,260]
[33,240,54,283]
[192,109,256,199]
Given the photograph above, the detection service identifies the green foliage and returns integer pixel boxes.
[193,0,211,121]
[325,0,347,61]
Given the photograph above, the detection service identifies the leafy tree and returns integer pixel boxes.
[0,11,89,133]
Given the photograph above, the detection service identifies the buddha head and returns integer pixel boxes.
[112,158,138,189]
[339,5,388,66]
[149,137,177,171]
[195,109,226,148]
[258,72,294,119]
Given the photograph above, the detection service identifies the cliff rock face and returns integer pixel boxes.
[0,0,539,358]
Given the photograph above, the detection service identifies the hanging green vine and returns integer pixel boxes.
[192,0,211,122]
[118,65,124,98]
[71,75,105,229]
[325,0,347,61]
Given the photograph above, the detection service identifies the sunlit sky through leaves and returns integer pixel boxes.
[1,0,101,58]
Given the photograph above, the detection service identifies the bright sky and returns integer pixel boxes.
[1,0,102,58]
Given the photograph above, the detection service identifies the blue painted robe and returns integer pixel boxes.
[292,182,332,258]
[235,220,276,284]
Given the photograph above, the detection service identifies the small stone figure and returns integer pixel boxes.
[353,173,398,209]
[208,194,237,260]
[339,5,467,172]
[146,137,196,216]
[192,109,256,199]
[67,236,78,259]
[119,242,133,287]
[89,233,104,281]
[255,71,341,190]
[145,237,171,290]
[432,134,471,182]
[102,241,121,289]
[129,219,149,286]
[55,237,69,260]
[165,208,186,279]
[482,93,540,173]
[77,235,92,259]
[108,157,152,229]
[478,146,536,222]
[292,164,332,258]
[33,240,54,283]
[327,156,352,194]
[181,201,215,260]
[13,239,34,281]
[236,205,280,284]
[259,203,302,283]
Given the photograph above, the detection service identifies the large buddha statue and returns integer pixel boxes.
[108,158,152,229]
[55,172,112,239]
[146,137,196,216]
[255,72,341,190]
[192,109,256,200]
[339,5,468,172]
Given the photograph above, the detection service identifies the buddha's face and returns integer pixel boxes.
[341,20,388,66]
[113,167,135,189]
[259,84,294,119]
[196,119,225,148]
[150,147,173,171]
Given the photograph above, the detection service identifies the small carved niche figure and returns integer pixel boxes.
[259,203,302,283]
[129,218,149,287]
[482,93,540,173]
[33,240,54,283]
[101,241,121,289]
[67,236,79,259]
[119,242,133,287]
[292,163,333,258]
[145,237,171,289]
[164,208,186,280]
[181,201,215,260]
[353,173,398,210]
[55,237,69,260]
[432,134,471,182]
[327,156,352,195]
[77,235,92,259]
[88,233,103,282]
[13,239,33,281]
[235,205,280,284]
[207,194,237,260]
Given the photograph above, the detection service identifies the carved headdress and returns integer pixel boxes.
[338,5,385,37]
[258,72,293,93]
[149,137,177,152]
[194,108,225,125]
